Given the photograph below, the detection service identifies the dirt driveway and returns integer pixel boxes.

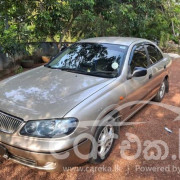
[0,59,180,180]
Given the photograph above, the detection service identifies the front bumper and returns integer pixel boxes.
[0,139,91,172]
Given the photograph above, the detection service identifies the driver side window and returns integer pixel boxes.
[130,45,148,73]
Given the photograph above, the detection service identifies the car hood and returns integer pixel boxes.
[0,66,115,121]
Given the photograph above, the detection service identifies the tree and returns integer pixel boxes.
[33,0,94,48]
[0,0,179,56]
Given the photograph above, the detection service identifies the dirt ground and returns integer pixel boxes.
[0,59,180,180]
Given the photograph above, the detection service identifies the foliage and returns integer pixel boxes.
[0,0,179,54]
[0,0,35,56]
[15,66,23,74]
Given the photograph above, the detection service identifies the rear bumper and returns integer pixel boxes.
[0,139,91,172]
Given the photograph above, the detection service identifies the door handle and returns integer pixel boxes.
[149,74,152,79]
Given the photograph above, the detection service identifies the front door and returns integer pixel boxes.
[122,43,153,120]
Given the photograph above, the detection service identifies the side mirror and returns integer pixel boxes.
[132,67,147,78]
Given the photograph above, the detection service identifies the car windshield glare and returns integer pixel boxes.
[47,43,128,78]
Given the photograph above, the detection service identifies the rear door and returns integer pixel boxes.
[145,44,166,97]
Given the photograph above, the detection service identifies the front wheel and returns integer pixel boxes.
[89,122,116,164]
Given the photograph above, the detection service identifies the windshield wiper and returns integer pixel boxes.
[45,66,116,78]
[45,65,83,73]
[87,71,117,78]
[44,65,59,69]
[60,68,89,75]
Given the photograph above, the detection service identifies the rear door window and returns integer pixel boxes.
[146,44,163,65]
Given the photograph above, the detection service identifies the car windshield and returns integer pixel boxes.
[46,43,128,78]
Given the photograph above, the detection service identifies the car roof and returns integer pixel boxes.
[79,37,149,46]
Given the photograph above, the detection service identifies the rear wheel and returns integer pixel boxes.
[153,80,167,102]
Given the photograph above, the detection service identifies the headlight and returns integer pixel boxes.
[20,118,78,138]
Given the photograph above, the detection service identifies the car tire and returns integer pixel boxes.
[153,79,168,102]
[89,121,117,164]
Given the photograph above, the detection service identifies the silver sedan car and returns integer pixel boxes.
[0,37,171,171]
